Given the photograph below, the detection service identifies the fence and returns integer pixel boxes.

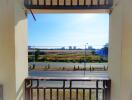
[25,77,111,100]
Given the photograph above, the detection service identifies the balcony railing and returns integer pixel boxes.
[25,77,111,100]
[24,0,113,10]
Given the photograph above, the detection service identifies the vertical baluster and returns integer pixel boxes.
[84,0,86,5]
[31,88,33,100]
[50,0,52,6]
[104,0,107,5]
[63,81,65,100]
[44,0,46,5]
[30,80,32,100]
[91,0,93,5]
[89,89,91,100]
[104,80,107,100]
[37,0,39,5]
[43,89,46,100]
[108,0,113,7]
[103,80,105,100]
[25,87,31,100]
[57,89,59,100]
[50,89,52,100]
[37,80,39,100]
[30,0,33,5]
[57,0,59,5]
[63,89,65,100]
[28,88,31,100]
[98,0,100,5]
[25,0,27,5]
[71,0,73,6]
[37,80,39,87]
[70,81,72,100]
[102,88,104,100]
[30,80,33,100]
[37,89,39,100]
[83,89,85,100]
[25,79,31,100]
[76,89,78,100]
[64,0,66,6]
[96,80,99,100]
[77,0,79,5]
[105,80,111,100]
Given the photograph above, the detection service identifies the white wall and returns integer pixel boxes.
[121,0,132,99]
[0,0,28,100]
[14,0,28,100]
[0,0,16,99]
[109,0,132,100]
[108,1,123,100]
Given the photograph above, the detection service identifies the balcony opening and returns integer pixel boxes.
[26,13,110,100]
[28,13,109,75]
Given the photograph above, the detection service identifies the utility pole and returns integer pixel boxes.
[84,43,88,76]
[33,46,35,69]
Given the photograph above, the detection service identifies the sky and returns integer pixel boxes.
[28,14,109,49]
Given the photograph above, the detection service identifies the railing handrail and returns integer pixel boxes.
[25,76,110,81]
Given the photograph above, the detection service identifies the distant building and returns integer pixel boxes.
[61,47,65,50]
[73,46,76,50]
[69,46,72,50]
[88,46,93,50]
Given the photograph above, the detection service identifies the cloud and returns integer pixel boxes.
[60,14,99,33]
[70,14,98,25]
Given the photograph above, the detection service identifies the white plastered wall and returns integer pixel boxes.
[14,0,28,100]
[108,0,123,100]
[121,0,132,99]
[0,0,28,100]
[109,0,132,100]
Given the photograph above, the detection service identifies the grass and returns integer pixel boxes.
[28,50,107,63]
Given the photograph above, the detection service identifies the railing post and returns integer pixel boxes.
[108,0,113,7]
[70,80,72,100]
[25,79,31,100]
[96,80,99,100]
[63,80,65,100]
[0,85,3,100]
[104,80,111,100]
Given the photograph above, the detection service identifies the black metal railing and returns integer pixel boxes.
[25,77,111,100]
[24,0,113,9]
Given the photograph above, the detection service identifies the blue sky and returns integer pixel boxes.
[28,14,109,49]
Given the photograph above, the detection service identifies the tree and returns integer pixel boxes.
[35,49,40,61]
[91,50,96,55]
